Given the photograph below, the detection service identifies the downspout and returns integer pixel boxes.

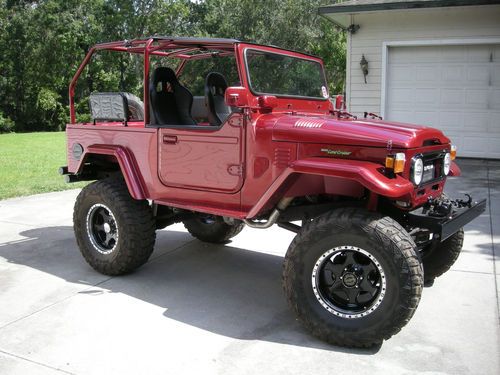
[347,14,353,113]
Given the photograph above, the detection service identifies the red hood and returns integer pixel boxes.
[268,114,450,149]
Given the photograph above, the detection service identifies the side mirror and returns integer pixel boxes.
[225,86,249,108]
[333,94,345,111]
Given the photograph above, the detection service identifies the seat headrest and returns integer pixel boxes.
[206,72,228,95]
[152,67,179,85]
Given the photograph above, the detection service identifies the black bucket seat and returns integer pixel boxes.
[149,67,196,125]
[205,72,231,126]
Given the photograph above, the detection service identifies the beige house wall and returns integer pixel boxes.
[345,5,500,117]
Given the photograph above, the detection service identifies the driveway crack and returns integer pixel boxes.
[486,161,499,324]
[0,349,76,374]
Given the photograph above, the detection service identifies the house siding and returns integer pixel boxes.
[346,5,500,117]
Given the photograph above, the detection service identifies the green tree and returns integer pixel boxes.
[0,0,346,132]
[201,0,346,92]
[0,0,37,131]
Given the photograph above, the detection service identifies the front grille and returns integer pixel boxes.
[421,152,445,184]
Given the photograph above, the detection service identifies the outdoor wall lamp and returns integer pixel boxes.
[347,24,360,34]
[360,54,369,83]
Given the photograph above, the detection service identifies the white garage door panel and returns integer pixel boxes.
[386,44,500,159]
[492,89,500,109]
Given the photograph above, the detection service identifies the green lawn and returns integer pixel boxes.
[0,132,87,200]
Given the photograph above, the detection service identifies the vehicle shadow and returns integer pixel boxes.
[446,159,498,261]
[449,159,500,196]
[0,225,381,355]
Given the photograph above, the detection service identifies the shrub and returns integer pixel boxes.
[0,112,15,133]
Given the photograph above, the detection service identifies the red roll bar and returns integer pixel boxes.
[68,37,239,124]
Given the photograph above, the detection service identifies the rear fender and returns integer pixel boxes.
[247,157,414,218]
[75,145,147,200]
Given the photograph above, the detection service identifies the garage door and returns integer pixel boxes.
[386,44,500,159]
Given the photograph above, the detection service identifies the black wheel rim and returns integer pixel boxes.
[311,246,386,319]
[86,203,119,255]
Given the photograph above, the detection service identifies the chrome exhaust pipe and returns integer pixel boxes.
[243,197,293,229]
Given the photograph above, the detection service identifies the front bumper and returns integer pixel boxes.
[407,196,486,241]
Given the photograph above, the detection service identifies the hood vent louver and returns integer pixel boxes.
[294,119,326,128]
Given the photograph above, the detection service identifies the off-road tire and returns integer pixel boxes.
[73,177,156,275]
[422,229,464,284]
[283,208,423,348]
[419,193,464,284]
[183,215,244,244]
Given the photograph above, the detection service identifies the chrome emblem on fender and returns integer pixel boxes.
[321,148,352,156]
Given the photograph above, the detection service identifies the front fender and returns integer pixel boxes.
[449,161,461,177]
[291,157,414,197]
[247,157,414,218]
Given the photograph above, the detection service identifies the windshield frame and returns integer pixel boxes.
[243,47,329,101]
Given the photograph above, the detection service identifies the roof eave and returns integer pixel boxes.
[318,12,351,29]
[319,0,500,29]
[319,13,351,30]
[319,0,500,16]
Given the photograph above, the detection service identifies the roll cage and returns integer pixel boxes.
[68,36,328,125]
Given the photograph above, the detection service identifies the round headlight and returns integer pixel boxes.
[412,157,424,185]
[443,152,451,175]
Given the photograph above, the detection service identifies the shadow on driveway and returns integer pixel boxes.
[0,158,496,357]
[0,225,381,355]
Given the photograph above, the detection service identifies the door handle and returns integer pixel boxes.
[163,135,178,144]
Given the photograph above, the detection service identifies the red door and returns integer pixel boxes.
[158,114,245,193]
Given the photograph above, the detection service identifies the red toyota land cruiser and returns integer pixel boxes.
[61,37,486,348]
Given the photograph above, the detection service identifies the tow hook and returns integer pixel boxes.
[423,197,453,218]
[456,194,473,208]
[423,194,473,218]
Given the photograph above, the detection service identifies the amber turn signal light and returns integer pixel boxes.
[450,145,457,160]
[385,153,406,174]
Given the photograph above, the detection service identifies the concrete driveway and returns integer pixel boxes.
[0,159,499,375]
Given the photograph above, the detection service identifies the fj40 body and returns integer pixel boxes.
[61,37,486,348]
